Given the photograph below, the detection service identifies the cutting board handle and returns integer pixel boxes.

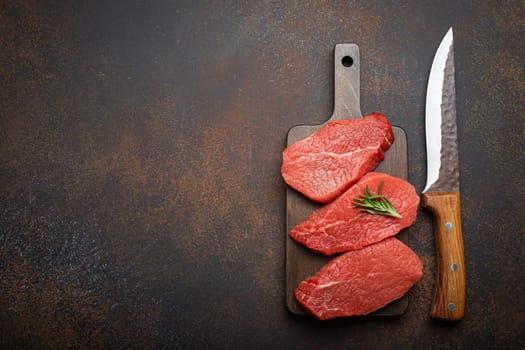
[331,44,362,121]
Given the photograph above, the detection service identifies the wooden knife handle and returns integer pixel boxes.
[421,192,466,321]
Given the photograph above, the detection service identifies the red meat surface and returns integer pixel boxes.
[294,237,423,320]
[282,113,394,203]
[289,172,419,255]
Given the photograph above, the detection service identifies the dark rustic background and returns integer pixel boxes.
[1,1,524,349]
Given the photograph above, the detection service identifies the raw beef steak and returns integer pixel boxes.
[289,172,419,255]
[282,112,394,203]
[295,237,423,320]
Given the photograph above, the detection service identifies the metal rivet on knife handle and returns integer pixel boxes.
[445,222,453,231]
[450,263,458,272]
[448,303,456,311]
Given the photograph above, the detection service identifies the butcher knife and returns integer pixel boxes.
[422,27,466,321]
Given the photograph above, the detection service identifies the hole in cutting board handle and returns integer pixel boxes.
[341,55,353,67]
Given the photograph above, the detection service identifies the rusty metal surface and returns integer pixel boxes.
[1,0,524,349]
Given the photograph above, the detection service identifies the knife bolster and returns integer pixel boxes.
[422,192,466,321]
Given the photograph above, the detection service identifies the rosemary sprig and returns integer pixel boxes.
[351,180,402,218]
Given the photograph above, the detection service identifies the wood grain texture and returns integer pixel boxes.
[285,44,410,316]
[421,192,466,321]
[333,44,361,120]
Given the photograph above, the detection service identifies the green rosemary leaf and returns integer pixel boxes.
[352,180,402,218]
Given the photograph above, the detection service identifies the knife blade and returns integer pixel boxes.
[422,27,466,321]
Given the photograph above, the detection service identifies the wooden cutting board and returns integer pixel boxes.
[285,44,410,316]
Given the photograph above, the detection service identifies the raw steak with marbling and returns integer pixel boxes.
[281,112,394,203]
[294,237,423,320]
[289,172,419,255]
